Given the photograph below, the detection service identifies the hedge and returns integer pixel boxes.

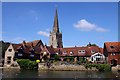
[84,64,111,71]
[16,59,38,70]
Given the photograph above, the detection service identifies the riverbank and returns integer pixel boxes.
[38,63,98,71]
[112,65,120,71]
[0,66,20,69]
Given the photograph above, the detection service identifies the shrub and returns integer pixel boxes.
[84,64,111,71]
[16,59,38,70]
[97,64,111,71]
[77,61,81,65]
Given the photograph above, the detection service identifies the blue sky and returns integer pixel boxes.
[2,2,118,47]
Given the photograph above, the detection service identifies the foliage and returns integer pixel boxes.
[54,54,60,61]
[77,61,81,65]
[96,64,111,71]
[16,59,38,70]
[77,57,87,64]
[87,43,97,46]
[64,57,74,61]
[84,64,111,71]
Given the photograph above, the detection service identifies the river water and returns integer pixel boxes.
[0,69,120,79]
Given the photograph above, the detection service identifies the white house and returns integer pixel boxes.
[4,44,20,68]
[90,52,105,63]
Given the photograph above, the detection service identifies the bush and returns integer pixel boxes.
[77,61,81,65]
[84,64,111,71]
[16,59,38,70]
[96,64,111,71]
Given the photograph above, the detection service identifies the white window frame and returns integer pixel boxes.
[70,51,73,55]
[18,53,23,56]
[78,50,85,54]
[8,49,12,52]
[56,52,59,55]
[44,52,47,55]
[30,54,34,57]
[91,50,95,53]
[111,53,115,55]
[63,51,67,54]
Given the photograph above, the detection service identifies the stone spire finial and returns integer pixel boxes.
[53,7,59,33]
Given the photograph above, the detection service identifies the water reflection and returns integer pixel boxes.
[1,69,120,78]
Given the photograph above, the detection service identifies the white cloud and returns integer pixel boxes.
[74,19,109,32]
[37,31,49,37]
[74,19,96,31]
[95,27,108,32]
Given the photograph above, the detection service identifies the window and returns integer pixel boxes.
[47,53,49,56]
[63,51,67,54]
[96,58,101,61]
[70,51,73,56]
[78,50,85,53]
[18,53,23,56]
[91,50,96,53]
[52,37,53,41]
[110,46,114,49]
[30,54,34,57]
[8,49,12,52]
[7,61,11,64]
[41,53,43,56]
[7,57,11,60]
[7,57,11,64]
[56,52,59,55]
[44,52,47,55]
[111,53,115,55]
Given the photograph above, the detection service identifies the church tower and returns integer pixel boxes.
[49,8,63,48]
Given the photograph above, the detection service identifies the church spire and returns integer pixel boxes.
[53,7,59,33]
[49,7,63,48]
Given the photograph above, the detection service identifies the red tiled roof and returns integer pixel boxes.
[12,44,22,51]
[54,46,101,57]
[25,40,42,47]
[104,42,120,52]
[15,40,44,54]
[40,46,55,54]
[99,48,103,54]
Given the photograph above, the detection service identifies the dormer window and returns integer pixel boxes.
[70,51,73,56]
[110,46,114,49]
[63,51,67,54]
[111,53,115,55]
[91,50,96,53]
[8,49,12,52]
[78,50,85,53]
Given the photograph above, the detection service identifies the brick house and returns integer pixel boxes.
[15,40,44,60]
[4,40,45,67]
[40,45,56,62]
[104,42,120,66]
[54,45,103,62]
